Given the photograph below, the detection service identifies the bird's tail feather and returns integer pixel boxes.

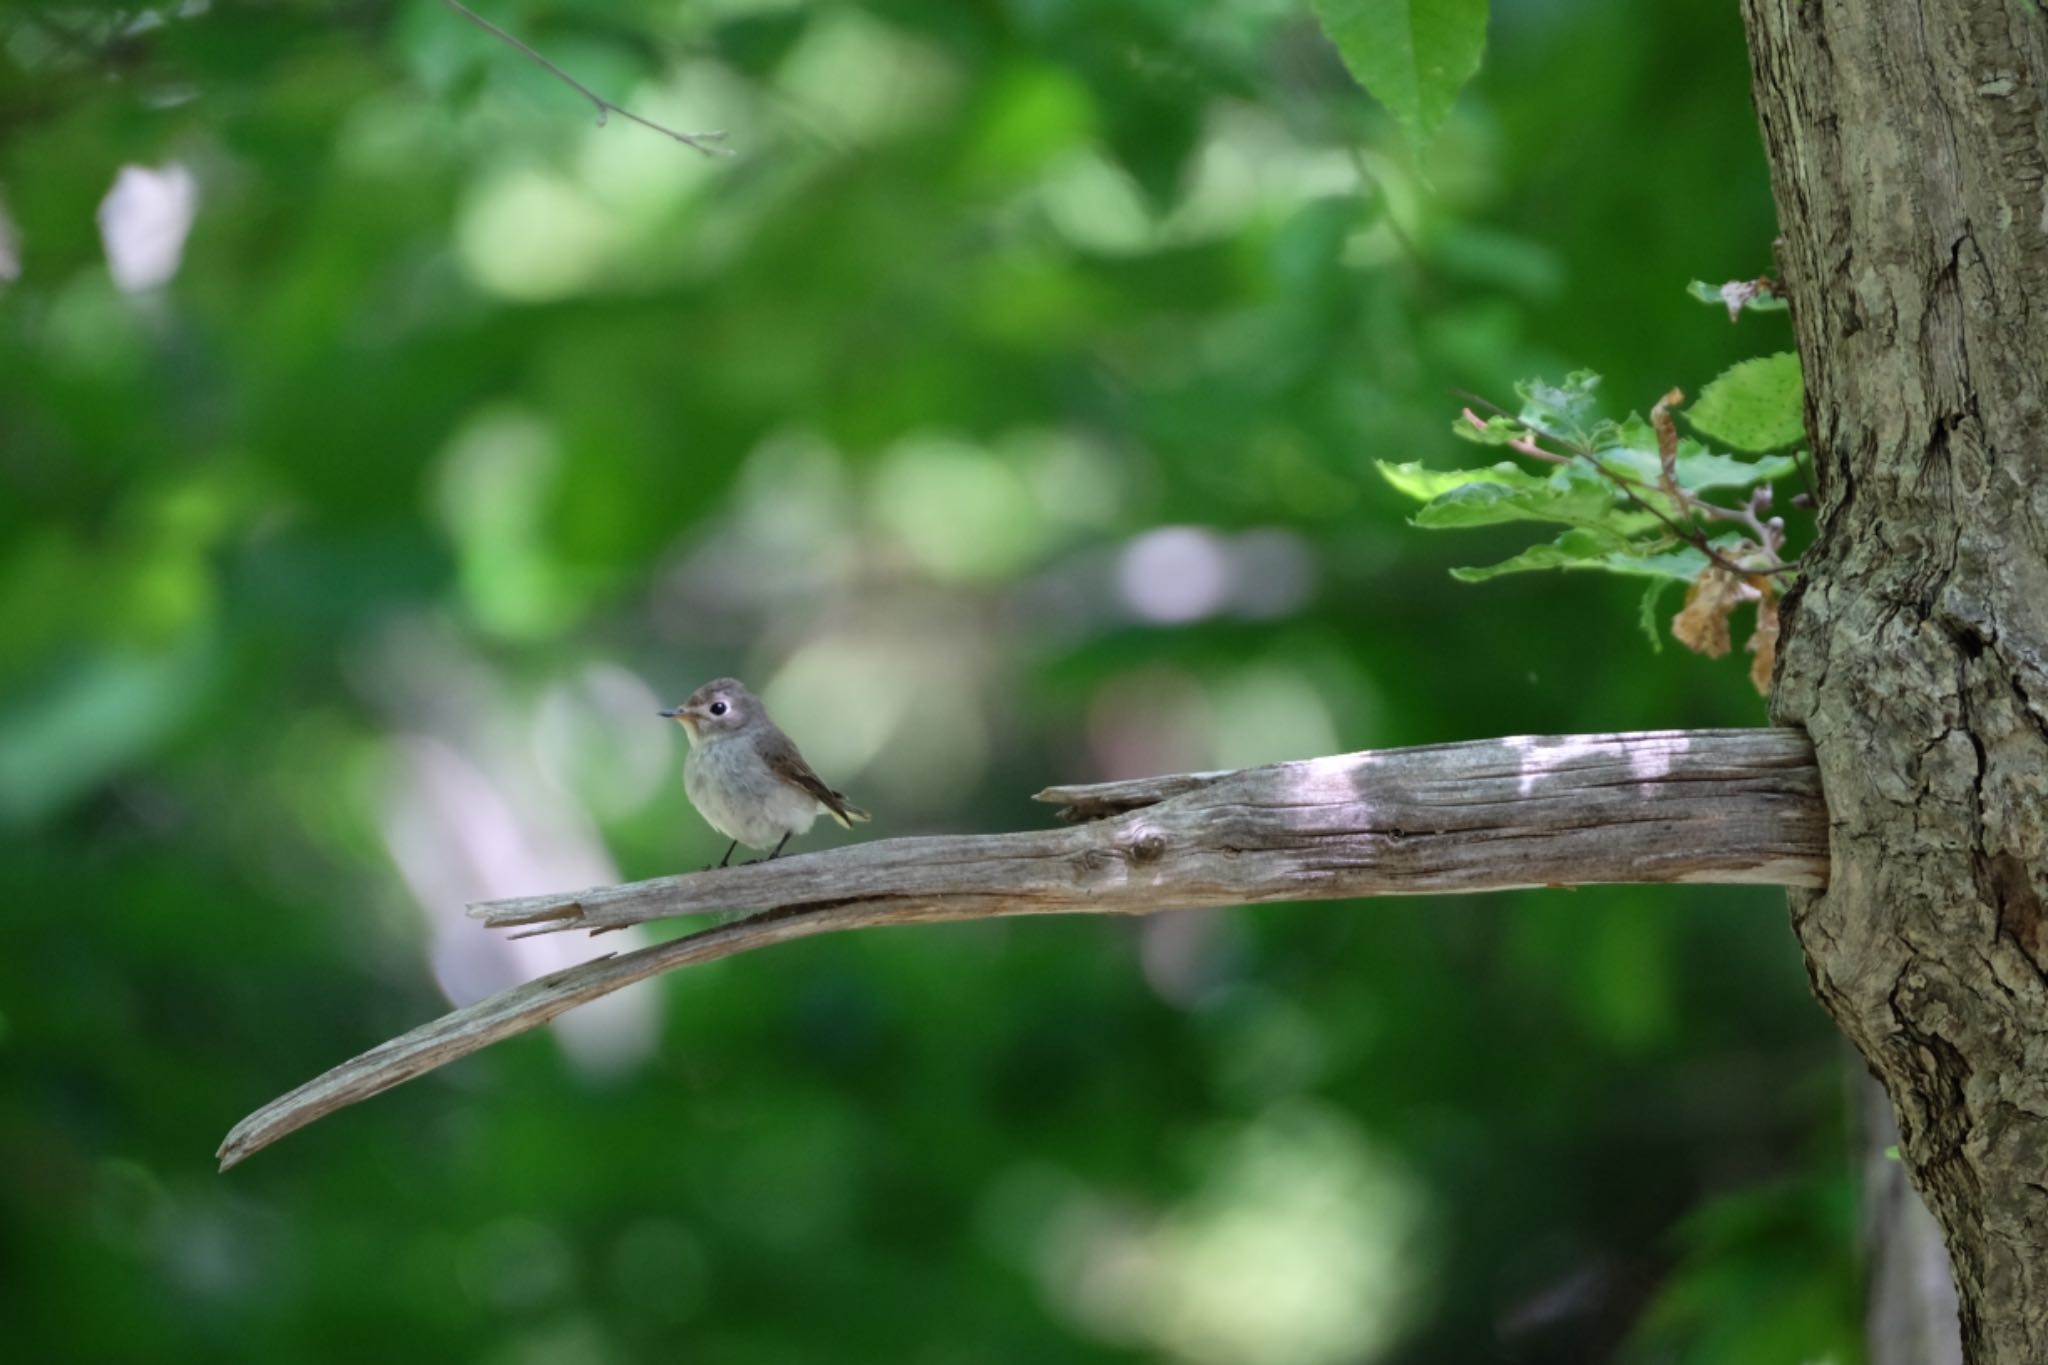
[826,799,871,829]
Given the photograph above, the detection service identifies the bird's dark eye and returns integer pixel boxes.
[709,700,728,716]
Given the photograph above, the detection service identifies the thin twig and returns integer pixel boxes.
[441,0,730,155]
[1684,484,1784,560]
[1459,407,1570,466]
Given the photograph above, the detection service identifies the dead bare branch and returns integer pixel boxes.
[219,728,1826,1170]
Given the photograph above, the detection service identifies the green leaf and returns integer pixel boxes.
[1377,459,1542,502]
[1675,449,1797,489]
[1686,353,1805,452]
[1451,537,1708,583]
[1382,456,1673,536]
[1413,477,1614,530]
[1613,546,1718,579]
[1515,370,1604,444]
[1448,530,1613,581]
[1312,0,1489,146]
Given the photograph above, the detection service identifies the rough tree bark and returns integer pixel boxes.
[1740,2,2048,1360]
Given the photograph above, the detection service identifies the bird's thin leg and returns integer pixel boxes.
[717,839,738,868]
[767,832,792,861]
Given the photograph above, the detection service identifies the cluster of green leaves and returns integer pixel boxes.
[1378,341,1805,648]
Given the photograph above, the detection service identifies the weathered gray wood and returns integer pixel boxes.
[1742,2,2048,1358]
[476,727,1824,936]
[217,728,1826,1169]
[215,911,872,1172]
[1034,769,1231,821]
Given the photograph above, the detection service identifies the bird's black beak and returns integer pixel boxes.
[657,708,678,719]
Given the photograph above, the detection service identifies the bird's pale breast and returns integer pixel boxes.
[684,736,823,849]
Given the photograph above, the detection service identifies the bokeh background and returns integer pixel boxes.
[1,1,1855,1361]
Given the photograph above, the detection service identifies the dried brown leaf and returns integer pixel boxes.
[1672,568,1743,658]
[1747,589,1781,695]
[1651,388,1686,500]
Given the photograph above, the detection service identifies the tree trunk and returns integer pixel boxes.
[1739,3,2048,1360]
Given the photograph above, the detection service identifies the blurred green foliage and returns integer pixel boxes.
[2,2,1856,1363]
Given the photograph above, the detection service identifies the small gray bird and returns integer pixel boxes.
[660,678,869,867]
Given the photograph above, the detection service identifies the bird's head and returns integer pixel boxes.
[659,677,756,745]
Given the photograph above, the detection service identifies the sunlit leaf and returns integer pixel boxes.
[1412,476,1615,530]
[1377,459,1543,502]
[1686,353,1805,452]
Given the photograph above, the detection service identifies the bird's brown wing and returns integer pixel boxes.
[761,731,871,828]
